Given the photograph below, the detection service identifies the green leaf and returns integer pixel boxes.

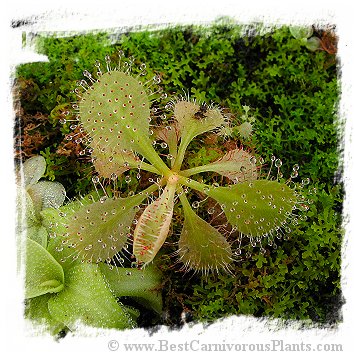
[305,37,321,51]
[27,224,48,247]
[133,179,177,265]
[206,180,297,238]
[17,188,39,230]
[178,192,233,274]
[78,69,169,175]
[21,155,46,187]
[25,238,65,298]
[41,200,91,271]
[25,294,66,336]
[27,180,66,211]
[92,146,140,179]
[172,100,227,171]
[47,193,147,265]
[183,148,258,181]
[48,264,135,330]
[99,263,163,313]
[289,26,313,40]
[174,99,226,143]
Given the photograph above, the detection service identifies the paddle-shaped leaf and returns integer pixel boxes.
[207,180,298,238]
[183,148,258,182]
[25,238,65,298]
[174,100,226,141]
[20,155,46,187]
[91,144,140,179]
[25,294,66,336]
[178,193,233,274]
[48,264,135,330]
[133,178,177,265]
[27,180,66,212]
[100,263,163,313]
[60,194,146,264]
[78,70,169,175]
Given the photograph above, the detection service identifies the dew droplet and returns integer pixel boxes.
[110,173,118,180]
[293,164,300,171]
[125,175,131,183]
[291,171,298,179]
[249,156,257,164]
[92,176,99,184]
[192,201,199,209]
[153,75,161,84]
[207,207,215,215]
[275,159,283,168]
[161,142,168,149]
[302,178,310,186]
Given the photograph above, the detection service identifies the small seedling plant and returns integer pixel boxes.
[51,52,311,275]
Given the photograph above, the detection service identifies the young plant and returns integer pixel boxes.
[289,26,321,51]
[56,52,311,275]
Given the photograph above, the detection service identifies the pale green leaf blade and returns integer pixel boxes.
[178,193,233,274]
[174,100,226,142]
[305,36,321,51]
[289,26,313,39]
[25,238,65,298]
[17,188,38,230]
[190,148,258,182]
[99,263,163,313]
[78,70,168,174]
[207,180,297,238]
[25,294,66,336]
[27,224,48,247]
[133,180,177,265]
[21,155,46,187]
[48,264,136,330]
[42,192,149,267]
[27,180,66,212]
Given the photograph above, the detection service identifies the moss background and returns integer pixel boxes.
[15,20,343,327]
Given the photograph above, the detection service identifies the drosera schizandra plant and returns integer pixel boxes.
[55,51,313,275]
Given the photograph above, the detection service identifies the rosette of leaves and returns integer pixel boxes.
[289,26,321,51]
[56,53,307,275]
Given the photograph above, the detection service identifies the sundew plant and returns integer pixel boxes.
[56,52,311,274]
[16,22,342,333]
